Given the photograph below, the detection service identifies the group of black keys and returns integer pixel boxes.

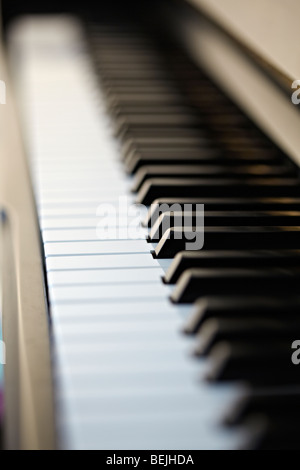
[87,21,300,449]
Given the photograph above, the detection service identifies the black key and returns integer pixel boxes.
[225,390,300,448]
[106,91,184,106]
[144,197,300,227]
[137,178,300,205]
[94,56,165,67]
[190,104,242,116]
[104,84,179,95]
[112,105,196,118]
[92,45,158,55]
[149,211,203,241]
[183,296,300,334]
[229,395,300,449]
[132,166,295,192]
[91,36,155,46]
[164,250,300,284]
[120,128,208,143]
[125,149,283,174]
[213,127,269,141]
[114,114,203,138]
[101,79,180,90]
[121,137,210,158]
[206,113,255,129]
[149,211,300,242]
[194,317,300,356]
[99,64,166,75]
[206,340,298,385]
[154,226,300,259]
[100,69,171,80]
[218,136,275,150]
[170,267,300,303]
[225,390,300,427]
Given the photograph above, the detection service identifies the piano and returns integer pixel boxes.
[1,0,300,450]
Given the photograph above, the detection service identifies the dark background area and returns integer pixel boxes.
[1,0,160,26]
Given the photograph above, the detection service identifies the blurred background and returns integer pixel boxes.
[2,0,154,26]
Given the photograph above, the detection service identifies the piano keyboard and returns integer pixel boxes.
[8,15,300,450]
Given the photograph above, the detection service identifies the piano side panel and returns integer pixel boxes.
[185,0,300,83]
[0,29,55,450]
[163,5,300,168]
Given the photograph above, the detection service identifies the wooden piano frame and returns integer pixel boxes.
[0,36,55,450]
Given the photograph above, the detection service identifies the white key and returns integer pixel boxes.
[39,204,137,218]
[42,228,147,242]
[40,217,147,230]
[47,267,163,285]
[46,253,160,270]
[49,282,169,303]
[50,300,189,321]
[44,240,150,256]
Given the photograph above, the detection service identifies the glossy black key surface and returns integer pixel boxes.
[144,197,300,227]
[114,114,203,138]
[121,127,210,143]
[149,211,300,242]
[183,296,300,334]
[206,340,298,385]
[112,105,197,118]
[225,390,300,427]
[164,250,300,284]
[226,391,300,448]
[154,226,300,259]
[121,137,212,158]
[137,178,300,206]
[126,149,218,173]
[101,78,180,90]
[194,317,300,356]
[125,150,286,174]
[104,84,180,94]
[170,267,300,303]
[100,69,171,80]
[106,91,185,106]
[132,166,295,192]
[219,136,276,149]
